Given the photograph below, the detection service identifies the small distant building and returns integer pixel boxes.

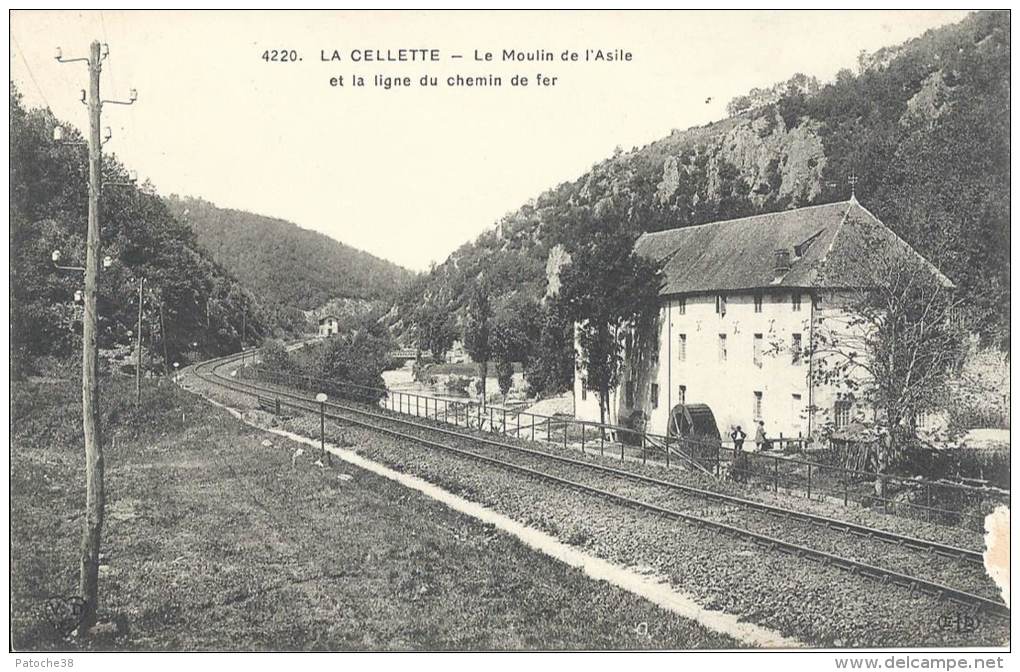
[445,340,470,364]
[391,347,420,363]
[318,315,340,338]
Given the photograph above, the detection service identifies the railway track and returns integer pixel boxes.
[189,351,1009,621]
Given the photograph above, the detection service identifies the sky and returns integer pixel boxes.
[10,10,970,271]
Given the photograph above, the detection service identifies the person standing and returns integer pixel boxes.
[734,426,750,452]
[755,420,768,452]
[730,425,748,483]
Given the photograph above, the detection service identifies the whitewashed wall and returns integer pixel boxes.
[575,291,823,439]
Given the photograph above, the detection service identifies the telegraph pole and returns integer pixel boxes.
[79,39,104,636]
[55,38,136,636]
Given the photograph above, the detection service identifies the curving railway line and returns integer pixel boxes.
[189,350,1009,622]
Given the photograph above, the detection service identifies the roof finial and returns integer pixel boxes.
[848,172,859,203]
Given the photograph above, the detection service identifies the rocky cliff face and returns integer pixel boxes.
[655,111,828,210]
[405,11,1008,347]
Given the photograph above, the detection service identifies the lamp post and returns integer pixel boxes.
[315,392,330,464]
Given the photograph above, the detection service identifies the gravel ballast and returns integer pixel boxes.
[185,366,1010,648]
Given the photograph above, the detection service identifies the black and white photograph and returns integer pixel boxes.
[6,8,1013,663]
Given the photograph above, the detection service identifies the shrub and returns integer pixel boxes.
[260,338,292,372]
[445,376,470,397]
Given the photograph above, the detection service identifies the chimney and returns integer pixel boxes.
[774,248,792,275]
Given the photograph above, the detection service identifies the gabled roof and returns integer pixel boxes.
[635,199,953,296]
[318,315,340,323]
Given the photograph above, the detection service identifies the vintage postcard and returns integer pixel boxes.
[7,7,1012,666]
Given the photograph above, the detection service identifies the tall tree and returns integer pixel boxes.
[413,303,455,363]
[811,219,966,493]
[490,294,539,401]
[463,283,493,407]
[525,303,576,397]
[556,202,663,427]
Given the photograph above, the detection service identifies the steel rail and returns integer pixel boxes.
[339,395,984,564]
[199,355,984,564]
[189,353,1009,621]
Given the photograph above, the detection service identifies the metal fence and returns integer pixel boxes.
[239,363,1009,530]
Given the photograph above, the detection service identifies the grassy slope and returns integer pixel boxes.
[10,376,739,651]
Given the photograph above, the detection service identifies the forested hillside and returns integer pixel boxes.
[166,196,414,313]
[10,86,277,375]
[400,11,1009,348]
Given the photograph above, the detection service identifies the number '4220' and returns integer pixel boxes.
[262,49,300,62]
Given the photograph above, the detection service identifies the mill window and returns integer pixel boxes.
[834,394,852,429]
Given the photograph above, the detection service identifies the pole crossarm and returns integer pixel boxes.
[55,53,90,65]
